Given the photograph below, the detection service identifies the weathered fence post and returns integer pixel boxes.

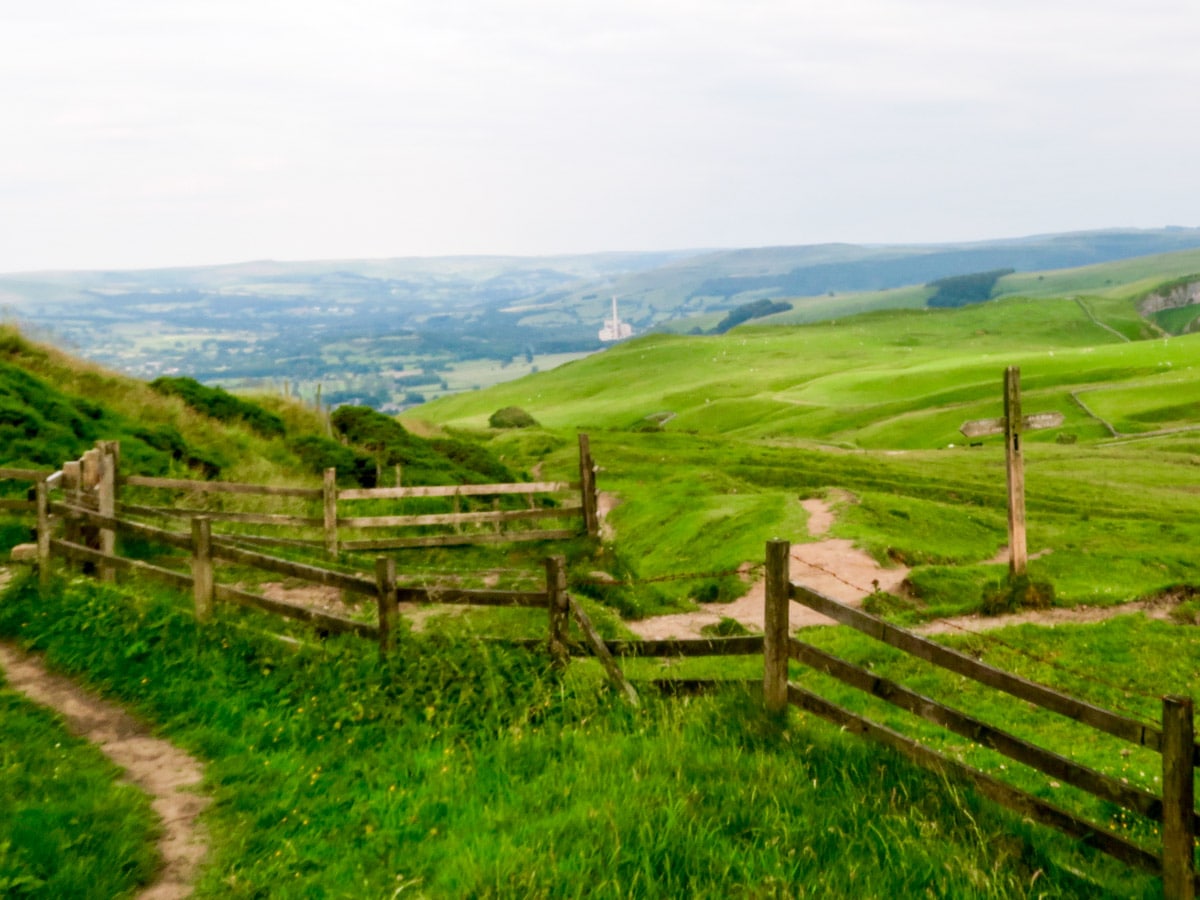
[545,555,569,668]
[97,441,117,583]
[764,539,791,715]
[578,433,599,538]
[35,479,50,591]
[1162,695,1195,899]
[374,556,398,656]
[191,516,213,623]
[323,468,339,559]
[1004,366,1028,577]
[62,460,81,548]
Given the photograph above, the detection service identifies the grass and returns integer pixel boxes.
[0,669,160,898]
[0,570,1164,897]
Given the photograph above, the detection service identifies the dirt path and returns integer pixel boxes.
[627,498,910,640]
[0,579,209,900]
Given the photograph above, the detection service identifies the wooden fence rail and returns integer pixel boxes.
[113,433,601,555]
[762,538,1199,898]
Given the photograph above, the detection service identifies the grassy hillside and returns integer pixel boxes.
[412,290,1200,615]
[412,294,1190,448]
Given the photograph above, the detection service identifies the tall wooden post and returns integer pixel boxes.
[97,441,117,583]
[35,479,50,591]
[191,517,213,623]
[764,539,791,715]
[578,433,599,538]
[1003,367,1028,577]
[1162,695,1195,899]
[545,555,569,669]
[323,468,339,559]
[374,556,398,656]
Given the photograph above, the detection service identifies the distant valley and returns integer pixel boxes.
[3,227,1200,410]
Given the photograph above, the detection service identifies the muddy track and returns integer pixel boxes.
[0,573,209,899]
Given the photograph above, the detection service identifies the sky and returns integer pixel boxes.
[2,0,1199,273]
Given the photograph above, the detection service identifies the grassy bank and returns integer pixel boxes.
[0,669,159,898]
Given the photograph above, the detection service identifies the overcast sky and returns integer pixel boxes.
[2,1,1198,273]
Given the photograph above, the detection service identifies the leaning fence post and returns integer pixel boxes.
[764,539,791,715]
[578,433,599,538]
[375,556,398,656]
[323,468,338,559]
[191,516,213,623]
[1162,695,1195,899]
[545,555,569,668]
[35,479,50,591]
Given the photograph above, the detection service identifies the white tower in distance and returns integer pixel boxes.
[598,296,633,342]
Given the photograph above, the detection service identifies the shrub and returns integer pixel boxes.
[980,575,1055,616]
[700,617,751,637]
[150,376,286,438]
[488,406,538,429]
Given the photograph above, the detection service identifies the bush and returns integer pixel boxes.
[980,575,1055,616]
[150,376,286,438]
[287,435,376,486]
[331,406,514,485]
[488,406,538,429]
[700,617,751,637]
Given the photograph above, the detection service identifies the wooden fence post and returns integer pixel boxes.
[1004,366,1028,577]
[35,479,50,591]
[191,517,213,623]
[79,449,102,572]
[323,468,339,559]
[545,555,569,668]
[764,539,791,715]
[578,433,599,538]
[97,441,117,583]
[1162,695,1195,899]
[62,460,81,548]
[374,556,398,656]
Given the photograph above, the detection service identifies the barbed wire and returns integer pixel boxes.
[573,567,749,588]
[786,552,1162,720]
[790,554,877,597]
[916,613,1162,717]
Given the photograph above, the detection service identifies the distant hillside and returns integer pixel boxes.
[0,327,513,489]
[3,228,1200,410]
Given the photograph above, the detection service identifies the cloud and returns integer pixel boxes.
[1,0,1198,270]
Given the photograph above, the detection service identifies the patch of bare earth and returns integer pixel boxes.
[0,639,209,900]
[627,498,909,640]
[915,595,1183,636]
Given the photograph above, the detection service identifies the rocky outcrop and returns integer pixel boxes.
[1138,278,1200,315]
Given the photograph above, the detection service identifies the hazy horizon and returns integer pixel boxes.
[4,1,1198,273]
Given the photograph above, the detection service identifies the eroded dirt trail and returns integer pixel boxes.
[0,625,209,900]
[627,498,909,640]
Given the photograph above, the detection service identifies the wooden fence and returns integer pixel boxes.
[761,539,1199,899]
[3,445,762,706]
[69,435,602,557]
